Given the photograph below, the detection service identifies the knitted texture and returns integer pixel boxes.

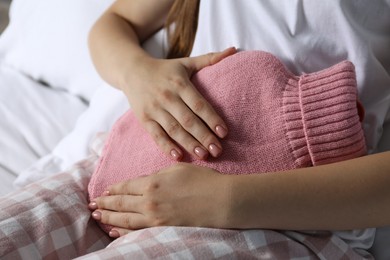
[88,51,366,232]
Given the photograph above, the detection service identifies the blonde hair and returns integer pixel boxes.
[165,0,200,58]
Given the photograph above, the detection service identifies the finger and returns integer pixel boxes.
[166,96,223,158]
[184,47,237,72]
[94,210,148,230]
[144,120,183,161]
[94,195,143,213]
[107,176,150,196]
[109,227,133,238]
[179,79,228,139]
[143,89,225,157]
[157,110,210,159]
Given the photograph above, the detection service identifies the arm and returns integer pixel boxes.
[91,151,390,237]
[228,151,390,230]
[88,0,173,90]
[88,0,236,161]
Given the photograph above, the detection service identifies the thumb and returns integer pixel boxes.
[183,47,237,74]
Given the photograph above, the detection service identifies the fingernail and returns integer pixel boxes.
[102,190,110,196]
[194,147,208,159]
[216,125,228,138]
[170,149,182,160]
[209,144,222,157]
[92,211,101,220]
[88,201,98,210]
[109,229,120,238]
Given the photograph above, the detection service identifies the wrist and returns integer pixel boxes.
[119,54,157,96]
[224,173,277,229]
[221,174,256,229]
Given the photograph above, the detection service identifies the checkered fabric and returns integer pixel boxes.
[76,227,372,260]
[0,155,112,259]
[0,134,373,259]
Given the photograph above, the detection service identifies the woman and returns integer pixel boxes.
[0,0,389,259]
[85,0,390,258]
[88,0,390,233]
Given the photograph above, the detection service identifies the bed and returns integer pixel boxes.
[0,0,388,259]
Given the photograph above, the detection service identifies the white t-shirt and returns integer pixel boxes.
[191,0,390,252]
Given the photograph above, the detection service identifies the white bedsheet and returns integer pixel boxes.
[13,83,129,187]
[0,63,87,196]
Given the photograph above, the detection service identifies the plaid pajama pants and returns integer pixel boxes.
[0,151,373,259]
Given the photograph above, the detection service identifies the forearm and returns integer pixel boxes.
[227,151,390,230]
[88,0,173,91]
[88,12,149,90]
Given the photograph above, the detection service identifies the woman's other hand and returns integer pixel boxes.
[123,47,236,161]
[89,163,232,238]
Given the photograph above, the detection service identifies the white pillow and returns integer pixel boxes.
[0,0,115,101]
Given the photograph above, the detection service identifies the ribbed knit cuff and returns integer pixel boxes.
[283,61,366,167]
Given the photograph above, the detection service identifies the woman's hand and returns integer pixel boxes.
[89,163,232,238]
[122,47,237,161]
[89,1,235,160]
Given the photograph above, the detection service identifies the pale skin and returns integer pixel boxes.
[88,0,236,161]
[88,0,390,238]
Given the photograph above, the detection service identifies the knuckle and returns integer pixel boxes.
[167,121,181,136]
[170,77,187,91]
[115,196,126,211]
[160,90,174,102]
[192,99,205,113]
[181,113,196,128]
[120,215,132,229]
[151,100,160,110]
[145,181,160,192]
[140,111,151,122]
[145,200,159,212]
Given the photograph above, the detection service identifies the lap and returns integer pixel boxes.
[77,227,371,260]
[0,153,373,260]
[0,155,111,259]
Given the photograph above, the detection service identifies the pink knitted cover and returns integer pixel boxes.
[88,51,366,232]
